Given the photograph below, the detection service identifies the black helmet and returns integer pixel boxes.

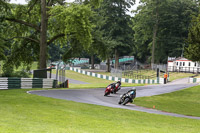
[117,80,121,84]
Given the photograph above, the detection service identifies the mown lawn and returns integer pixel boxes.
[167,72,196,82]
[195,75,200,78]
[135,85,200,117]
[0,89,199,133]
[55,70,145,88]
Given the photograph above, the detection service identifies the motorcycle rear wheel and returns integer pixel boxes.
[122,98,130,105]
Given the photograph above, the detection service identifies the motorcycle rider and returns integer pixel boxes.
[116,80,121,87]
[127,88,136,102]
[119,88,136,104]
[112,80,121,93]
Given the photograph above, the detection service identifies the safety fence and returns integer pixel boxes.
[168,66,200,73]
[122,69,157,80]
[0,78,57,89]
[69,67,164,84]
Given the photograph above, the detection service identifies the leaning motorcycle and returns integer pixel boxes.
[104,84,114,96]
[118,88,136,105]
[113,83,121,93]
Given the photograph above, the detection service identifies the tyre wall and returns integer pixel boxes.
[0,78,57,89]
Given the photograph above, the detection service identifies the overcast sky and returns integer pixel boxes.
[10,0,140,16]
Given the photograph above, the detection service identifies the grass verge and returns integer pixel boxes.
[0,89,199,133]
[54,70,145,88]
[135,85,200,117]
[195,75,200,78]
[167,72,196,81]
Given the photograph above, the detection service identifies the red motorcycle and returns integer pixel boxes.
[104,84,114,96]
[104,81,121,96]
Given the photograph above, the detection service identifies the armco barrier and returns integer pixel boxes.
[68,67,164,84]
[189,78,200,83]
[0,78,57,90]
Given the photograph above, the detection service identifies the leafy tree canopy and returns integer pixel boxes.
[1,0,98,70]
[185,12,200,62]
[132,0,198,63]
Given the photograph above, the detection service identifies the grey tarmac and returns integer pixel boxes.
[28,82,200,120]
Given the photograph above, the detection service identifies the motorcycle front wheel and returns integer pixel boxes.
[104,91,110,96]
[118,99,122,104]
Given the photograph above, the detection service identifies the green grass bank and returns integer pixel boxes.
[0,89,199,133]
[55,70,144,88]
[135,85,200,117]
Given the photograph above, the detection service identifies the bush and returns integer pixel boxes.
[2,70,30,78]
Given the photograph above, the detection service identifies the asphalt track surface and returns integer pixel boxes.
[28,82,200,120]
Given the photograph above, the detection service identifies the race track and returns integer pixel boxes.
[28,83,200,120]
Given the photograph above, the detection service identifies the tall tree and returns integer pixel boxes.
[185,12,200,62]
[0,0,9,60]
[132,0,198,64]
[98,0,135,69]
[2,0,102,69]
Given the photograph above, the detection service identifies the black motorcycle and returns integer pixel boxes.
[118,88,136,105]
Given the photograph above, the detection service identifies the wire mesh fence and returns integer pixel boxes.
[111,68,122,78]
[123,69,157,79]
[110,68,158,80]
[58,69,65,84]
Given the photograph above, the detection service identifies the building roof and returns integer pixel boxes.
[168,57,191,62]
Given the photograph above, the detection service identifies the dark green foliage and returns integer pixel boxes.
[92,0,135,69]
[185,13,200,62]
[132,0,198,63]
[98,0,135,55]
[2,62,30,77]
[48,43,66,62]
[1,0,102,71]
[0,0,10,61]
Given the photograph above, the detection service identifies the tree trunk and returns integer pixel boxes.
[151,9,159,69]
[107,58,110,72]
[91,54,95,69]
[114,49,119,69]
[39,0,47,69]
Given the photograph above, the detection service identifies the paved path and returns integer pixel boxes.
[167,77,190,84]
[28,82,200,120]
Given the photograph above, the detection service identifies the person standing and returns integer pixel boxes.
[164,73,168,84]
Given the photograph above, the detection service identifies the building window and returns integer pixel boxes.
[189,62,191,66]
[180,62,182,66]
[177,62,178,66]
[195,62,196,66]
[183,62,185,66]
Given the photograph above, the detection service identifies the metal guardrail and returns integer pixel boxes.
[168,66,200,73]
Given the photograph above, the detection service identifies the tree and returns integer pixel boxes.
[0,0,10,60]
[2,0,102,69]
[98,0,135,69]
[132,0,198,64]
[185,13,200,62]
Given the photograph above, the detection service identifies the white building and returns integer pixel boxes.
[168,57,200,73]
